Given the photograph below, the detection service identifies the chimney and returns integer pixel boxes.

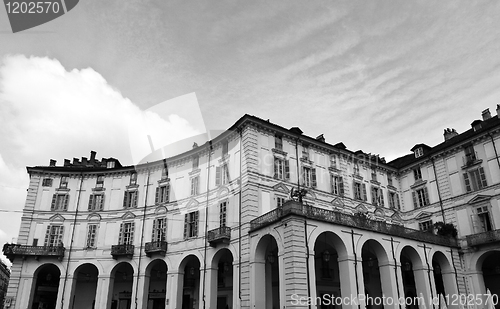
[482,108,491,120]
[90,151,96,162]
[444,128,459,141]
[81,157,88,166]
[49,159,56,167]
[73,158,80,165]
[64,159,70,167]
[316,134,325,142]
[497,104,500,117]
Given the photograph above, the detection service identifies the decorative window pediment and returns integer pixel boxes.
[49,214,65,222]
[122,211,136,220]
[273,183,290,193]
[87,213,101,221]
[467,194,492,205]
[186,199,199,210]
[415,211,432,220]
[356,204,368,213]
[331,197,344,208]
[217,187,230,199]
[155,206,167,215]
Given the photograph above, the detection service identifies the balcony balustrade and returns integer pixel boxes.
[207,226,231,247]
[250,201,458,247]
[111,244,134,259]
[144,241,167,257]
[466,229,500,247]
[2,244,65,262]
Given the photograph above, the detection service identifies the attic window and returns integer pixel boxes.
[414,147,424,158]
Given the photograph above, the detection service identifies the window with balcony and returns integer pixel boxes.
[59,176,68,189]
[388,191,400,210]
[155,184,170,204]
[331,175,344,196]
[216,164,230,185]
[192,155,199,170]
[42,178,53,187]
[44,225,64,247]
[96,175,104,189]
[130,172,137,185]
[413,167,422,181]
[191,176,199,196]
[353,181,367,201]
[119,222,135,245]
[412,187,430,208]
[273,157,290,180]
[86,224,98,248]
[51,194,69,211]
[419,220,433,232]
[473,206,493,233]
[88,194,104,211]
[123,191,138,208]
[464,167,487,192]
[275,134,283,150]
[220,200,227,227]
[276,196,286,208]
[302,166,317,188]
[184,211,199,238]
[152,218,167,242]
[371,186,384,207]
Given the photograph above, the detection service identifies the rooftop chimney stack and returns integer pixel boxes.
[444,128,459,141]
[81,157,88,166]
[482,108,491,121]
[49,159,56,167]
[497,104,500,117]
[90,151,96,163]
[316,134,325,142]
[64,159,70,167]
[73,158,80,165]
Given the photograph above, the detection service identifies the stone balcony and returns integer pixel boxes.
[144,241,167,257]
[207,226,231,247]
[2,244,65,262]
[111,244,134,259]
[250,201,458,248]
[466,229,500,247]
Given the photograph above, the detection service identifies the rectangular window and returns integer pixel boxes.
[414,147,424,158]
[302,167,317,188]
[464,167,488,192]
[220,200,227,227]
[387,174,393,186]
[152,218,167,242]
[193,155,199,169]
[96,175,104,188]
[353,182,367,201]
[119,222,135,245]
[371,168,377,181]
[273,158,290,180]
[276,196,286,208]
[464,144,477,164]
[330,155,337,169]
[86,224,98,248]
[302,145,309,160]
[51,194,69,211]
[475,206,492,232]
[413,168,422,181]
[412,187,430,208]
[419,220,433,232]
[388,192,400,210]
[331,175,344,196]
[353,163,360,175]
[275,135,283,150]
[222,140,229,157]
[123,191,138,208]
[161,165,168,179]
[59,176,68,189]
[130,172,137,185]
[371,186,384,207]
[155,184,170,204]
[191,176,199,196]
[44,225,64,247]
[88,194,105,211]
[216,164,230,185]
[42,178,53,187]
[183,211,199,238]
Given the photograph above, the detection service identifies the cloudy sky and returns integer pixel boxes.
[1,0,500,265]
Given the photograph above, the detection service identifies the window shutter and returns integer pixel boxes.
[285,160,290,180]
[470,214,481,234]
[463,173,471,192]
[412,191,418,208]
[183,214,188,239]
[423,187,430,205]
[194,211,199,237]
[339,177,344,196]
[190,179,195,196]
[99,195,105,210]
[58,226,64,245]
[331,175,335,193]
[396,194,401,210]
[44,225,51,246]
[130,223,135,245]
[152,219,158,241]
[88,195,94,210]
[132,191,138,208]
[273,159,278,179]
[123,192,128,208]
[371,187,376,205]
[155,187,159,204]
[379,191,385,206]
[51,194,56,210]
[353,180,357,199]
[479,167,488,187]
[216,166,221,186]
[119,223,124,244]
[312,168,317,188]
[166,184,170,202]
[225,164,230,182]
[362,183,367,201]
[63,195,69,210]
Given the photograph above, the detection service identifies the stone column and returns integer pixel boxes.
[379,261,403,309]
[131,273,148,309]
[95,275,112,309]
[165,271,182,309]
[338,255,363,309]
[308,248,317,309]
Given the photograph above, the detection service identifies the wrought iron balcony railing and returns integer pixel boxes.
[249,201,458,248]
[207,226,231,247]
[111,244,134,259]
[144,241,167,257]
[2,244,65,262]
[466,229,500,247]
